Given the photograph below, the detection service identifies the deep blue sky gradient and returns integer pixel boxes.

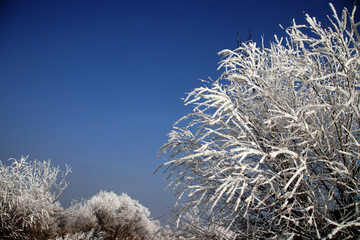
[0,0,357,221]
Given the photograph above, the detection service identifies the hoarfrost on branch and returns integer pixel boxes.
[158,4,360,239]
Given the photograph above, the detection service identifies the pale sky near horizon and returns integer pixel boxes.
[0,0,357,222]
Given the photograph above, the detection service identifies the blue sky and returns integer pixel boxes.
[0,0,356,221]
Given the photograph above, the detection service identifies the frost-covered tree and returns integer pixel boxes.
[0,156,71,240]
[159,4,360,239]
[65,191,160,240]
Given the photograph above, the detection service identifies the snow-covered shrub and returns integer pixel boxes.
[159,3,360,239]
[0,156,71,240]
[66,191,160,240]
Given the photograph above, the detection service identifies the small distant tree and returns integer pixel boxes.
[66,191,160,240]
[159,3,360,239]
[0,156,71,240]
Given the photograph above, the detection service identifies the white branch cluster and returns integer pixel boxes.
[65,191,161,239]
[159,4,360,239]
[0,156,71,239]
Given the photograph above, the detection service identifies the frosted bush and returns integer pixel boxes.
[0,156,71,239]
[159,3,360,239]
[66,191,160,239]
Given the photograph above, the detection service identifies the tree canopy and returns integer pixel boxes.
[159,4,360,239]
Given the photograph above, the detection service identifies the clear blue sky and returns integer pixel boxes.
[0,0,356,221]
